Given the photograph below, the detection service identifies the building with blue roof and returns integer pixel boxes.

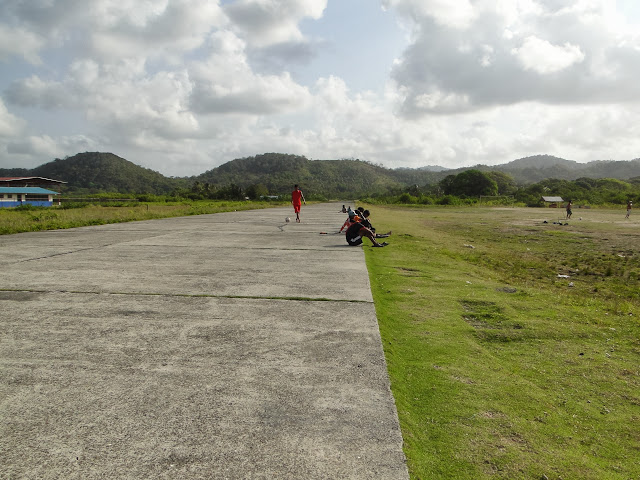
[0,187,61,207]
[0,177,65,207]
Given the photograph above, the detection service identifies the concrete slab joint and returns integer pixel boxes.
[0,203,409,479]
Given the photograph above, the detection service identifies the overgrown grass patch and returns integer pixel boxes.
[364,205,639,479]
[0,200,286,235]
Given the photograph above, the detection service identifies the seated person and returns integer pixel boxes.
[345,220,388,247]
[360,209,391,238]
[340,207,360,232]
[360,209,374,231]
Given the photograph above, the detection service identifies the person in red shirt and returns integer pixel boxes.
[291,184,306,223]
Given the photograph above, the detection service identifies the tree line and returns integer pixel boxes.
[363,169,640,206]
[3,152,638,206]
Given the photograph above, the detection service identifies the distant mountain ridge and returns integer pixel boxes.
[1,152,639,195]
[501,154,578,169]
[480,155,640,183]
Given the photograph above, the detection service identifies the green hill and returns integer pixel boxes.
[2,151,639,197]
[485,155,640,183]
[194,153,438,197]
[0,152,183,194]
[431,155,640,185]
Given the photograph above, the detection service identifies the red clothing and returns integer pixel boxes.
[340,216,361,232]
[291,189,303,205]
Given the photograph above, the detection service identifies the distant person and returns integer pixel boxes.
[626,200,632,219]
[345,220,388,247]
[291,184,306,223]
[340,205,347,213]
[566,200,572,219]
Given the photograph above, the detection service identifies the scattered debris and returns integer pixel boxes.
[557,274,570,278]
[568,282,574,287]
[463,244,475,248]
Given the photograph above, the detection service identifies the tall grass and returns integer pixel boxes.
[0,201,285,235]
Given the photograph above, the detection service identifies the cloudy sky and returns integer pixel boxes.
[1,0,640,176]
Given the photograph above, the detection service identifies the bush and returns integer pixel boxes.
[136,194,165,202]
[398,193,417,204]
[438,195,461,205]
[13,204,38,211]
[60,202,91,209]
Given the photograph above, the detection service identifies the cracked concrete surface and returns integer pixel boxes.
[0,203,408,479]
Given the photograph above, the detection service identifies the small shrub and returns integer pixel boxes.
[14,204,38,211]
[30,211,59,222]
[438,195,460,205]
[398,193,417,204]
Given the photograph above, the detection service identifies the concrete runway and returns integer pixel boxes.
[1,203,408,479]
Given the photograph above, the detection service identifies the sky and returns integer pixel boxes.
[1,0,640,177]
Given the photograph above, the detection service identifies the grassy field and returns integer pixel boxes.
[0,200,286,235]
[363,205,639,479]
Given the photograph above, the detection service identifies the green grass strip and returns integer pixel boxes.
[363,205,639,480]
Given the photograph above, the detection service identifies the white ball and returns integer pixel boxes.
[285,217,290,222]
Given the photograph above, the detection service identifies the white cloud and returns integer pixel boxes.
[0,0,227,64]
[389,0,640,113]
[382,0,476,29]
[7,135,60,157]
[0,99,26,137]
[414,90,471,112]
[0,25,44,64]
[89,0,227,61]
[1,0,640,176]
[5,76,72,110]
[224,0,327,47]
[190,72,311,115]
[512,36,585,74]
[188,30,313,115]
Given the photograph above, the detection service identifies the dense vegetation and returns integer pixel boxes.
[487,155,640,184]
[1,152,639,205]
[192,153,431,197]
[363,169,639,207]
